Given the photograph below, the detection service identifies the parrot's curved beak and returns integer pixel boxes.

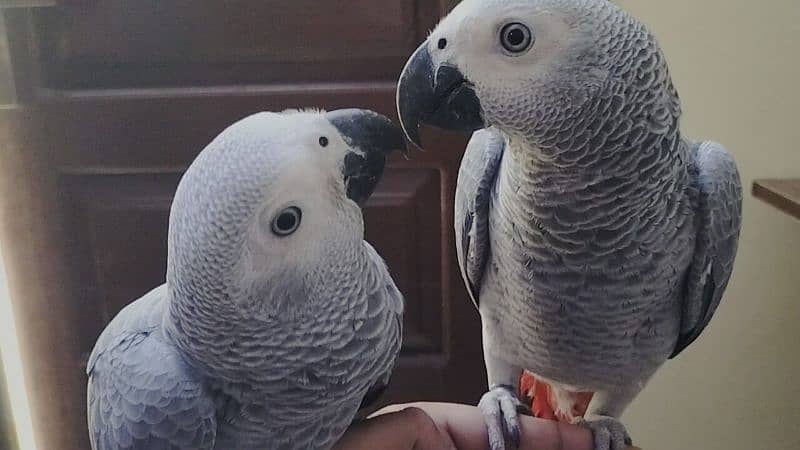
[396,41,485,149]
[327,109,407,206]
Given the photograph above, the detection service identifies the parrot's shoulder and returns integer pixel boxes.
[460,129,505,179]
[686,139,743,238]
[688,139,739,180]
[87,285,217,450]
[87,284,168,375]
[692,141,742,200]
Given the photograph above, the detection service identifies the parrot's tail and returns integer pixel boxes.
[519,371,594,422]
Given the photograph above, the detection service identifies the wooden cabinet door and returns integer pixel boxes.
[0,1,485,449]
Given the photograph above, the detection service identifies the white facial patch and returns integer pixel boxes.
[430,0,574,87]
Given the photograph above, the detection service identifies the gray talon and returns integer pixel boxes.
[576,415,631,450]
[478,386,525,450]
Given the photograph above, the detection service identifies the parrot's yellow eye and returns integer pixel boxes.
[271,207,302,237]
[500,22,533,55]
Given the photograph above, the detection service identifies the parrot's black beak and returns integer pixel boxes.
[327,109,407,206]
[396,41,485,149]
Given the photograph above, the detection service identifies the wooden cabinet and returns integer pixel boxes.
[36,0,419,88]
[0,2,485,449]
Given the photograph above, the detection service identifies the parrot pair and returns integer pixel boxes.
[87,1,742,450]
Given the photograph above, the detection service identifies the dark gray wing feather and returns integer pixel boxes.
[454,129,505,308]
[671,141,742,358]
[87,287,217,449]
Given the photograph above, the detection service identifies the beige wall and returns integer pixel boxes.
[614,1,800,449]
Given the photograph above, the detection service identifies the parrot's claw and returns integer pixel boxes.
[574,415,632,450]
[478,385,527,450]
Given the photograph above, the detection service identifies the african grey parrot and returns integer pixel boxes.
[396,1,742,449]
[86,109,406,449]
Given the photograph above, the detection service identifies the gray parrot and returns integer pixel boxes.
[396,1,742,450]
[86,109,407,449]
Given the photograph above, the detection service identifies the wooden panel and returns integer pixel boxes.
[34,0,421,88]
[753,179,800,220]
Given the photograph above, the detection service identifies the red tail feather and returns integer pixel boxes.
[519,371,594,422]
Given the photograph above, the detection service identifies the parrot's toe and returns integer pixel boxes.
[575,415,631,450]
[478,385,526,450]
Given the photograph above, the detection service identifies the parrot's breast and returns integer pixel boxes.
[209,288,401,449]
[480,142,696,390]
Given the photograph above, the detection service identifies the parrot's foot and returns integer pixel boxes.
[575,415,632,450]
[478,385,529,450]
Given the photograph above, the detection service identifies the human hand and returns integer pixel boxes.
[370,403,641,450]
[333,405,457,450]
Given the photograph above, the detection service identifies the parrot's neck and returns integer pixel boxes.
[162,241,376,395]
[500,129,690,233]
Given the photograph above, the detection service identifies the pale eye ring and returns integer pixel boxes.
[500,22,533,54]
[271,207,302,237]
